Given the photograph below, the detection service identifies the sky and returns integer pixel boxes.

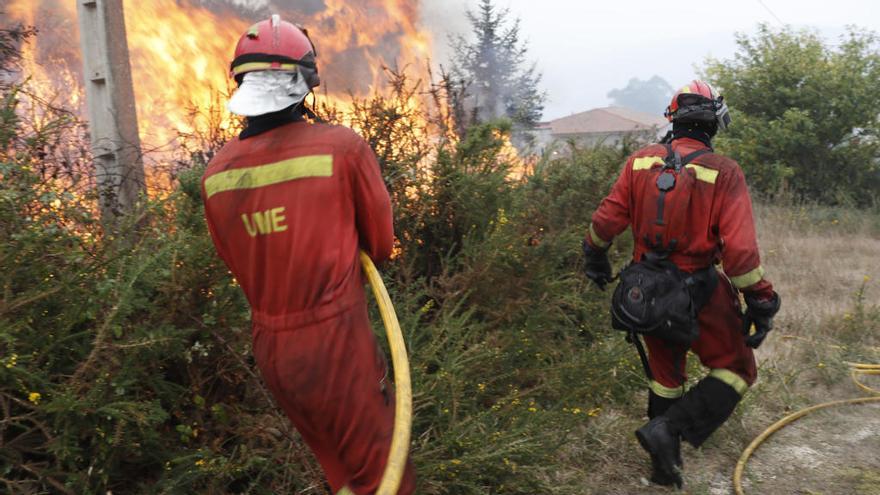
[425,0,880,121]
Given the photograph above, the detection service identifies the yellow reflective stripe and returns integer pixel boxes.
[337,487,355,495]
[589,223,610,249]
[710,369,749,396]
[685,164,719,184]
[681,85,691,94]
[632,155,664,171]
[231,61,300,76]
[632,157,718,184]
[204,155,333,199]
[649,380,685,399]
[729,265,765,289]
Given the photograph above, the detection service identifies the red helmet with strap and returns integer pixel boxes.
[230,14,320,89]
[664,80,730,130]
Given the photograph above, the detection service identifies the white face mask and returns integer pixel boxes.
[227,69,311,117]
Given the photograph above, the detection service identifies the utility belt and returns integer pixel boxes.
[610,254,719,345]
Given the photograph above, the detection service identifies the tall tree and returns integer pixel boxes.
[450,0,545,133]
[704,25,880,205]
[607,75,674,115]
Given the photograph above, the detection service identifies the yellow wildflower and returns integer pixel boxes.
[28,392,41,405]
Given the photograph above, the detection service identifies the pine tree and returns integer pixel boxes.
[450,0,545,132]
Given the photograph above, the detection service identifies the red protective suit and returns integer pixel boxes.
[202,119,415,495]
[586,137,773,397]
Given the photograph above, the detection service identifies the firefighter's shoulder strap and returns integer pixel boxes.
[628,330,653,380]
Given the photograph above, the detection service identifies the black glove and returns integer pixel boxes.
[582,240,613,290]
[742,291,781,349]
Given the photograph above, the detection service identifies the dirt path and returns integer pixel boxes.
[591,401,880,495]
[737,402,880,495]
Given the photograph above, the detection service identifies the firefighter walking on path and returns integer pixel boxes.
[581,80,781,488]
[200,15,416,495]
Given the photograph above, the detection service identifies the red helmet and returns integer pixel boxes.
[664,80,730,130]
[230,14,319,89]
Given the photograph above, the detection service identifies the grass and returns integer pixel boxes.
[754,203,880,329]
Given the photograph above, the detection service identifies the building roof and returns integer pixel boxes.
[545,106,668,136]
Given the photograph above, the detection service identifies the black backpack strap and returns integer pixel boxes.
[627,330,654,380]
[651,146,714,247]
[679,148,712,166]
[662,143,680,171]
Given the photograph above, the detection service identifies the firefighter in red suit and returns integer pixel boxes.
[581,80,781,487]
[201,16,415,495]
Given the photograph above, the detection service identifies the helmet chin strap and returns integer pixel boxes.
[300,91,324,123]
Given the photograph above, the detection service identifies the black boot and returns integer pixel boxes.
[664,376,742,448]
[635,416,683,488]
[648,390,680,419]
[636,376,744,488]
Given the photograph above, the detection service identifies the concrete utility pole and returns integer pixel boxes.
[76,0,145,224]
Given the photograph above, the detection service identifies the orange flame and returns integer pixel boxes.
[6,0,434,151]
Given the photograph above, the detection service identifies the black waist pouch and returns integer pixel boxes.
[610,257,718,345]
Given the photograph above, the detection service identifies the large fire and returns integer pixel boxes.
[6,0,433,151]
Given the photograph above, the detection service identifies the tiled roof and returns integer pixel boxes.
[547,106,668,135]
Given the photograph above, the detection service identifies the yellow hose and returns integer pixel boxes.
[849,363,880,395]
[360,251,412,495]
[733,362,880,495]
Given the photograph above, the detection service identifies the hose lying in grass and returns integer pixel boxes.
[360,251,413,495]
[733,362,880,495]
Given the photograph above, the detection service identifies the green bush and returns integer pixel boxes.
[1,51,653,492]
[705,25,880,206]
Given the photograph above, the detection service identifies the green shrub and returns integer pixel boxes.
[705,25,880,206]
[1,62,647,494]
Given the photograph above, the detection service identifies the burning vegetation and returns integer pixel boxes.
[2,2,606,493]
[7,0,433,149]
[2,2,880,493]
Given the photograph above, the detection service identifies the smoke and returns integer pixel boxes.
[421,0,470,67]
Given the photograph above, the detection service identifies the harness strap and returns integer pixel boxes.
[628,330,654,380]
[679,148,712,166]
[650,145,713,252]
